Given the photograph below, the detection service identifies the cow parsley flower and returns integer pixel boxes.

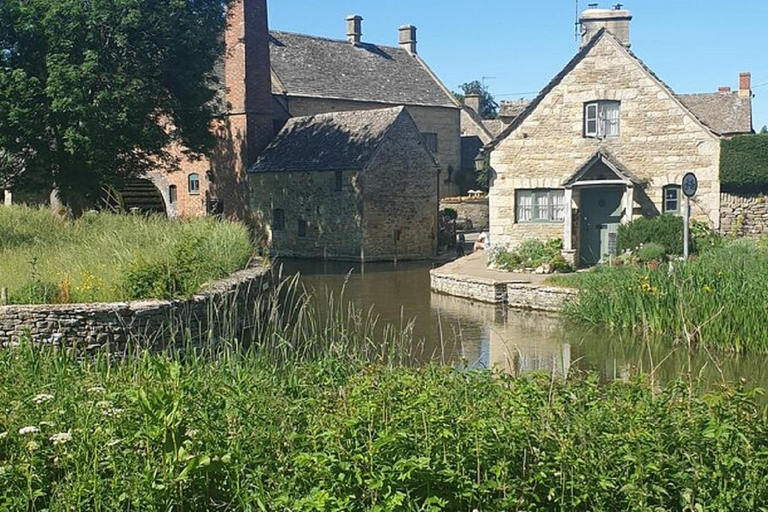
[0,431,7,440]
[87,387,106,394]
[18,426,40,435]
[32,394,54,404]
[50,432,72,446]
[26,440,40,452]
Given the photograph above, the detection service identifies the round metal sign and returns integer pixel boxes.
[682,172,698,198]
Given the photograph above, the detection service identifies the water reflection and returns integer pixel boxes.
[276,259,766,390]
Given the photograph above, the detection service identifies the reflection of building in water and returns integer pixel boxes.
[430,292,572,377]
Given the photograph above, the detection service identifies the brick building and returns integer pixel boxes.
[249,107,439,261]
[487,6,753,267]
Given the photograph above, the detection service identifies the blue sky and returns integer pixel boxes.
[268,0,768,131]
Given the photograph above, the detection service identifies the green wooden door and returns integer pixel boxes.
[579,187,624,267]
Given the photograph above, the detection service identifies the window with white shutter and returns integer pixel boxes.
[584,101,620,139]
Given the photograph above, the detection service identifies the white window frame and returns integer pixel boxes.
[516,189,566,223]
[584,101,620,139]
[663,185,681,215]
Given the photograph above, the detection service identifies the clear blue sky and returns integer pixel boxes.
[268,0,768,131]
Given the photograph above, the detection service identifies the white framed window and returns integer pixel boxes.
[516,189,566,223]
[188,173,200,195]
[663,185,681,215]
[584,101,620,139]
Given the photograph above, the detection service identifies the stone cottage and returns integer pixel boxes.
[249,107,439,261]
[486,6,753,267]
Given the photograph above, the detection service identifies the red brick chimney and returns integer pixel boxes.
[739,72,752,98]
[718,86,731,94]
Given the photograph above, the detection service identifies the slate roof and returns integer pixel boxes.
[678,93,752,135]
[499,100,530,120]
[487,29,753,150]
[461,136,485,171]
[482,119,507,137]
[249,106,417,173]
[268,31,457,108]
[563,150,643,187]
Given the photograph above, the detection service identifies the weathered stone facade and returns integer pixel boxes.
[489,33,723,261]
[720,192,768,237]
[0,265,268,350]
[440,196,489,230]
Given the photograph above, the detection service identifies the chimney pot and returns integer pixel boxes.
[580,6,632,48]
[718,86,732,94]
[346,15,363,44]
[739,72,752,97]
[399,25,417,54]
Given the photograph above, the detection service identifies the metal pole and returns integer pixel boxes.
[683,196,690,260]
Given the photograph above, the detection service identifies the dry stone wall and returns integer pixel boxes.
[719,192,768,237]
[0,265,268,351]
[440,196,489,230]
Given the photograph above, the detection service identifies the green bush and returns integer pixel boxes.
[720,134,768,192]
[617,215,688,256]
[548,254,574,273]
[636,242,667,263]
[442,208,458,220]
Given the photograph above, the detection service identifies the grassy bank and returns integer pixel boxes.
[0,343,766,511]
[0,205,254,304]
[551,240,768,353]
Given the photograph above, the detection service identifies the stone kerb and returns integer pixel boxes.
[0,264,269,350]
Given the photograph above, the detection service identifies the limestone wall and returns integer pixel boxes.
[440,196,490,230]
[0,265,268,350]
[720,192,768,237]
[489,35,722,250]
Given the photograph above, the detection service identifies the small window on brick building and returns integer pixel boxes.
[421,132,438,154]
[663,185,681,215]
[335,170,343,192]
[168,185,177,204]
[273,209,285,230]
[188,173,200,195]
[297,219,307,238]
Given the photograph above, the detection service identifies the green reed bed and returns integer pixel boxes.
[0,341,766,511]
[551,240,768,353]
[0,205,254,304]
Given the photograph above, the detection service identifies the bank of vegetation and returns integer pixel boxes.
[1,340,766,510]
[0,205,254,304]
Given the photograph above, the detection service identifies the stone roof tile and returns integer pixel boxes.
[678,93,753,135]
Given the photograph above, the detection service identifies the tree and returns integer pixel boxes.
[454,80,499,120]
[761,125,768,135]
[0,0,226,213]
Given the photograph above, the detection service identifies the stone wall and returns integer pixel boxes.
[506,284,577,313]
[0,265,268,350]
[720,192,768,236]
[440,196,490,230]
[489,35,722,251]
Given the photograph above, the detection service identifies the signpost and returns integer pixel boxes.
[682,172,698,260]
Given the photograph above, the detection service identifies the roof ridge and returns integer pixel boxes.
[269,29,405,53]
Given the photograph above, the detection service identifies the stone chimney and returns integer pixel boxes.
[580,4,632,48]
[718,86,732,94]
[399,25,417,54]
[739,72,752,98]
[346,15,363,44]
[465,94,482,115]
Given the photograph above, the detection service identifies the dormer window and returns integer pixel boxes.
[584,101,620,138]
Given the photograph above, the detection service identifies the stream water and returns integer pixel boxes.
[277,259,768,390]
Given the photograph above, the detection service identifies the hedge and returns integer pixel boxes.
[720,134,768,192]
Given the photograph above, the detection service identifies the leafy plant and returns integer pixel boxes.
[636,242,667,263]
[720,134,768,192]
[617,215,688,256]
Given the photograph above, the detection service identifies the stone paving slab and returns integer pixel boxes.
[432,251,549,285]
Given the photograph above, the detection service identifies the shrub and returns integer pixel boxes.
[490,238,572,272]
[442,208,458,220]
[548,254,574,273]
[720,134,768,192]
[636,242,667,263]
[617,215,687,256]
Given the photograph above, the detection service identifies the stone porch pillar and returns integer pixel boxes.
[563,188,576,264]
[623,186,634,224]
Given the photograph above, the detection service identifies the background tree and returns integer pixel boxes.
[0,0,226,213]
[761,125,768,134]
[454,80,499,120]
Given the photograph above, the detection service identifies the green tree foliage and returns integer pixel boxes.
[0,0,226,213]
[760,125,768,134]
[720,134,768,192]
[454,80,499,120]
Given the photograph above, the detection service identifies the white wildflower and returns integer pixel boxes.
[106,438,121,447]
[87,386,106,394]
[0,431,7,440]
[186,429,199,439]
[18,426,40,435]
[50,432,72,446]
[32,394,54,404]
[26,440,40,452]
[95,400,112,409]
[101,407,124,418]
[39,421,55,428]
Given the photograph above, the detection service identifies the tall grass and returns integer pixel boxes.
[0,205,253,304]
[552,240,768,353]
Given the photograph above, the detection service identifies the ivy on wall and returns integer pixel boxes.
[720,135,768,192]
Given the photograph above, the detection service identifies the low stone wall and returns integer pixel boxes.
[430,270,576,312]
[440,196,489,230]
[0,265,269,350]
[720,192,768,237]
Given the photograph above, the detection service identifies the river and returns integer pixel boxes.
[277,258,768,389]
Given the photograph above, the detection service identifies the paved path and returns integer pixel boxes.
[433,251,550,285]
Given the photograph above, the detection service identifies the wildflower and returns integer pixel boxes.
[186,429,200,439]
[101,407,124,418]
[32,394,54,404]
[87,386,106,394]
[50,432,72,446]
[0,431,7,440]
[26,440,40,452]
[39,421,55,428]
[18,426,40,435]
[703,285,713,294]
[107,438,121,447]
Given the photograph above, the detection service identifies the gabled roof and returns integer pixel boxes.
[678,93,753,135]
[487,29,744,150]
[563,150,643,187]
[249,107,430,173]
[269,31,458,109]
